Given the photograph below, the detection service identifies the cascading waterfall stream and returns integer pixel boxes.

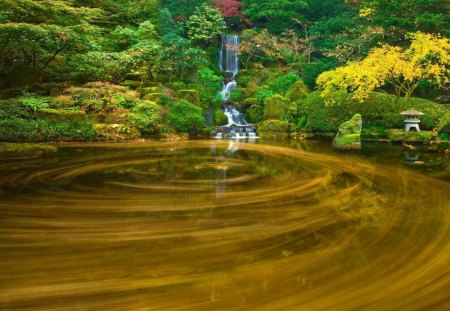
[216,35,258,139]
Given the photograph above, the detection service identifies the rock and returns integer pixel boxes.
[177,89,201,106]
[257,119,292,139]
[286,81,308,101]
[332,114,362,150]
[35,108,86,121]
[387,129,436,143]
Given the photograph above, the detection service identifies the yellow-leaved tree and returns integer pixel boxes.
[317,32,450,105]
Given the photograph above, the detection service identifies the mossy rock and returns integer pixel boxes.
[298,91,449,133]
[214,109,228,126]
[35,108,86,122]
[177,90,201,106]
[286,81,308,101]
[0,143,57,159]
[263,95,296,121]
[332,114,362,150]
[387,130,436,143]
[258,119,292,134]
[143,93,165,104]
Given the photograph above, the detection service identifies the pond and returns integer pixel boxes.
[0,139,449,310]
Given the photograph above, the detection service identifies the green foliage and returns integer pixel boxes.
[298,91,449,133]
[129,101,161,134]
[0,0,101,75]
[242,0,307,34]
[19,95,50,112]
[0,99,33,119]
[186,4,227,42]
[166,100,205,132]
[197,69,222,108]
[255,88,273,104]
[0,118,96,142]
[268,73,300,96]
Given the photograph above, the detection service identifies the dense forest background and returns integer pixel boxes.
[0,0,449,141]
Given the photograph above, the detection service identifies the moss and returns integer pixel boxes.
[258,120,292,138]
[177,89,201,106]
[298,91,449,133]
[387,130,436,143]
[332,114,362,150]
[0,143,57,159]
[242,97,259,107]
[34,108,86,121]
[120,80,143,89]
[214,109,228,126]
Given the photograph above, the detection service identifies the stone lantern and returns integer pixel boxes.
[400,108,424,132]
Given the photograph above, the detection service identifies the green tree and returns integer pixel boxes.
[242,0,307,33]
[166,99,205,132]
[186,4,227,42]
[0,0,101,73]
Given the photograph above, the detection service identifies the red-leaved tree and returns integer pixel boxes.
[214,0,252,26]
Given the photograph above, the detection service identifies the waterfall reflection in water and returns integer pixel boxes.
[0,141,449,311]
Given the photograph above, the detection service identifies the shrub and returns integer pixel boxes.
[255,88,273,104]
[128,101,161,134]
[268,72,300,96]
[165,100,205,133]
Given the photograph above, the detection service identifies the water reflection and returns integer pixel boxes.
[0,141,449,310]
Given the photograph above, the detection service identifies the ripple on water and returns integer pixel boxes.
[0,141,449,311]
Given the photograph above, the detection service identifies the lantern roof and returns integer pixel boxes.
[400,108,424,116]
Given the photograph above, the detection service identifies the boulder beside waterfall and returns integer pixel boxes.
[332,114,362,150]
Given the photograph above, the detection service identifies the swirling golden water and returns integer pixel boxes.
[0,140,449,311]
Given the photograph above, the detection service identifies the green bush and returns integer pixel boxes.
[268,72,300,96]
[128,101,161,134]
[166,100,205,133]
[255,88,273,104]
[298,91,450,133]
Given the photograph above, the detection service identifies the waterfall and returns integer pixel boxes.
[219,35,240,77]
[215,35,258,139]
